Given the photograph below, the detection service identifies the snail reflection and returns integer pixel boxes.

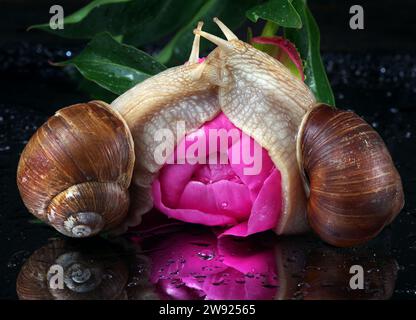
[16,238,133,300]
[17,225,398,300]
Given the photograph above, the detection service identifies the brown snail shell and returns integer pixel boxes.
[297,104,404,247]
[17,101,135,237]
[16,238,130,300]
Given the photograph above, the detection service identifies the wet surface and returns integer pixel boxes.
[15,224,399,300]
[0,43,415,299]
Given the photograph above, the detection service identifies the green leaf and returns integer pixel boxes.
[78,78,119,103]
[30,0,132,38]
[58,33,166,95]
[246,0,302,28]
[30,0,208,47]
[284,0,335,106]
[123,0,206,47]
[157,0,260,66]
[65,65,118,102]
[55,0,132,24]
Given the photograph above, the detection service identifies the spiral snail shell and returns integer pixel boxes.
[297,104,404,246]
[16,238,130,300]
[17,101,135,237]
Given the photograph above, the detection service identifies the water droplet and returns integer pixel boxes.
[221,201,228,209]
[197,250,215,261]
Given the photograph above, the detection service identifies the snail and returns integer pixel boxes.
[16,238,130,300]
[111,19,316,234]
[16,101,135,237]
[17,19,404,246]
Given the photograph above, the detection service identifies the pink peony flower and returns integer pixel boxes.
[251,36,305,80]
[152,112,282,237]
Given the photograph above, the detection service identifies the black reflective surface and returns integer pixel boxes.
[15,223,398,300]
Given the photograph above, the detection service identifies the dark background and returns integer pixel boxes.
[0,0,415,299]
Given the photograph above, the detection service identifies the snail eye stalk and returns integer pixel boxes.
[188,21,204,64]
[213,17,238,41]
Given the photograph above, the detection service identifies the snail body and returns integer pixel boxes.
[113,19,316,234]
[185,21,403,244]
[198,26,316,234]
[110,22,222,229]
[17,101,135,237]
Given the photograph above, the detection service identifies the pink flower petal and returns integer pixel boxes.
[159,162,200,207]
[153,179,237,226]
[220,169,282,237]
[179,180,252,220]
[248,169,282,234]
[252,36,304,81]
[228,133,274,201]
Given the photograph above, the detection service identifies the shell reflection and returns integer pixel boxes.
[16,238,132,300]
[17,225,398,300]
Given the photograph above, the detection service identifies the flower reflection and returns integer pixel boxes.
[17,225,398,300]
[145,229,280,300]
